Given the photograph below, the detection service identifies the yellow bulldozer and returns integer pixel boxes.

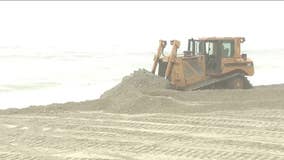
[151,37,254,90]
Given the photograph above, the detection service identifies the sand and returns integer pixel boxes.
[0,69,284,159]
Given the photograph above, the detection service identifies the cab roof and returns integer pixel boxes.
[198,37,245,41]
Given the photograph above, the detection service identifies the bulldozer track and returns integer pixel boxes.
[183,72,252,90]
[0,110,284,160]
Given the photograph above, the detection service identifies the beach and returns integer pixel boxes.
[0,70,283,160]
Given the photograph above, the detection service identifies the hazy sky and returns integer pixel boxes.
[0,1,284,53]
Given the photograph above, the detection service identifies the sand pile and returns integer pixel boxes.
[93,69,190,113]
[100,69,168,98]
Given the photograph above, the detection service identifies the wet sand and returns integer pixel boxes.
[0,70,284,159]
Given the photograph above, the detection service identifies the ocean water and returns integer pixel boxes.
[247,49,284,86]
[0,47,283,109]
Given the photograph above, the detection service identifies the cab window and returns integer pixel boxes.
[205,42,214,55]
[189,41,194,52]
[195,41,200,55]
[221,42,234,57]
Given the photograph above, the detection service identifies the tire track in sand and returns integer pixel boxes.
[0,109,284,160]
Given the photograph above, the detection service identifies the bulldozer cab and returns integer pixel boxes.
[185,38,236,75]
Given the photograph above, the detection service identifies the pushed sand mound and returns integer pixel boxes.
[103,69,168,95]
[95,69,181,113]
